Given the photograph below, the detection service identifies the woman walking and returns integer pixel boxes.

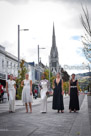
[6,74,16,113]
[52,73,64,113]
[21,73,33,113]
[39,73,49,113]
[69,73,79,113]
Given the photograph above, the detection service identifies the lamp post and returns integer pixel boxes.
[18,25,29,74]
[38,45,46,66]
[49,55,51,90]
[37,45,46,80]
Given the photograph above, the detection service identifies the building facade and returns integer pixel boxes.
[0,45,18,86]
[49,24,60,75]
[0,45,45,86]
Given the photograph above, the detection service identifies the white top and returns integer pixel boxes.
[7,80,16,90]
[23,79,30,89]
[39,79,49,100]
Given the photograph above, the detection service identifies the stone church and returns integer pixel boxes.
[49,23,61,75]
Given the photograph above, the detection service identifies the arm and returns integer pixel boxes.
[6,82,9,96]
[14,83,16,98]
[77,80,79,95]
[52,80,55,89]
[14,82,16,90]
[61,79,64,95]
[39,81,42,90]
[47,80,50,90]
[69,80,70,95]
[30,80,32,95]
[21,80,24,87]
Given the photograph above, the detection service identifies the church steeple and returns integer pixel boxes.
[52,23,56,48]
[51,23,58,58]
[49,23,60,75]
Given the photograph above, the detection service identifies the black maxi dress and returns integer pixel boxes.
[52,79,64,111]
[69,80,79,111]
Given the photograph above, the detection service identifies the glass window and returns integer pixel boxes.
[2,60,4,68]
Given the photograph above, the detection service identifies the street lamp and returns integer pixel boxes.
[37,45,46,81]
[18,25,29,71]
[38,45,46,66]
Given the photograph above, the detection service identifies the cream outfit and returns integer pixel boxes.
[7,80,16,112]
[22,79,33,103]
[39,79,49,113]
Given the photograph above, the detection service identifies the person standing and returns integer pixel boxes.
[6,74,16,113]
[21,73,33,113]
[34,87,38,99]
[39,73,49,113]
[69,73,79,113]
[52,73,64,113]
[0,83,4,102]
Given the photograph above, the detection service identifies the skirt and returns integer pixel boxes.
[22,86,33,103]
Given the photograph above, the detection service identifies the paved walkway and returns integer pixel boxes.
[0,95,68,114]
[0,94,90,136]
[0,97,52,114]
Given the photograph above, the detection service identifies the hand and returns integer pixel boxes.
[7,92,9,97]
[62,91,64,95]
[68,92,70,96]
[30,91,32,95]
[53,85,55,89]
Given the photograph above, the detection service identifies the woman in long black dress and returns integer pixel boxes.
[52,73,64,113]
[69,74,79,113]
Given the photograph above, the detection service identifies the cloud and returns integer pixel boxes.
[0,0,29,5]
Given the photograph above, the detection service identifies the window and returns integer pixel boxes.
[7,61,9,67]
[10,62,12,68]
[52,62,56,67]
[2,60,4,68]
[14,64,15,68]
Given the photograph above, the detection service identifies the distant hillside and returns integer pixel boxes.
[76,72,91,90]
[76,72,91,80]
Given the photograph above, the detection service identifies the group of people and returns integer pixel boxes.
[6,72,79,114]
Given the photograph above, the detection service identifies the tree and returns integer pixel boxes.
[81,5,91,63]
[16,59,28,99]
[61,68,70,82]
[63,81,69,94]
[42,69,56,88]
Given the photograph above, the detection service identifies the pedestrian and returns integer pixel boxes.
[34,87,38,99]
[6,74,16,113]
[52,73,64,113]
[39,73,49,113]
[69,73,79,113]
[21,73,33,113]
[0,83,4,102]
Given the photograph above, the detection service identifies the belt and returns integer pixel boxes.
[70,86,77,88]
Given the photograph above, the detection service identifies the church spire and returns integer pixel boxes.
[52,23,56,48]
[49,22,60,75]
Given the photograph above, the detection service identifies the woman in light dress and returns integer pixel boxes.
[39,73,49,113]
[6,74,16,113]
[21,73,33,113]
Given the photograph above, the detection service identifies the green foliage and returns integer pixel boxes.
[61,68,70,82]
[16,59,28,100]
[63,82,69,94]
[43,69,56,88]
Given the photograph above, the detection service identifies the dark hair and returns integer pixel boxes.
[10,74,13,76]
[71,73,75,76]
[70,73,75,83]
[56,72,61,76]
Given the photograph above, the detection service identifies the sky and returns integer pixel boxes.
[0,0,91,75]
